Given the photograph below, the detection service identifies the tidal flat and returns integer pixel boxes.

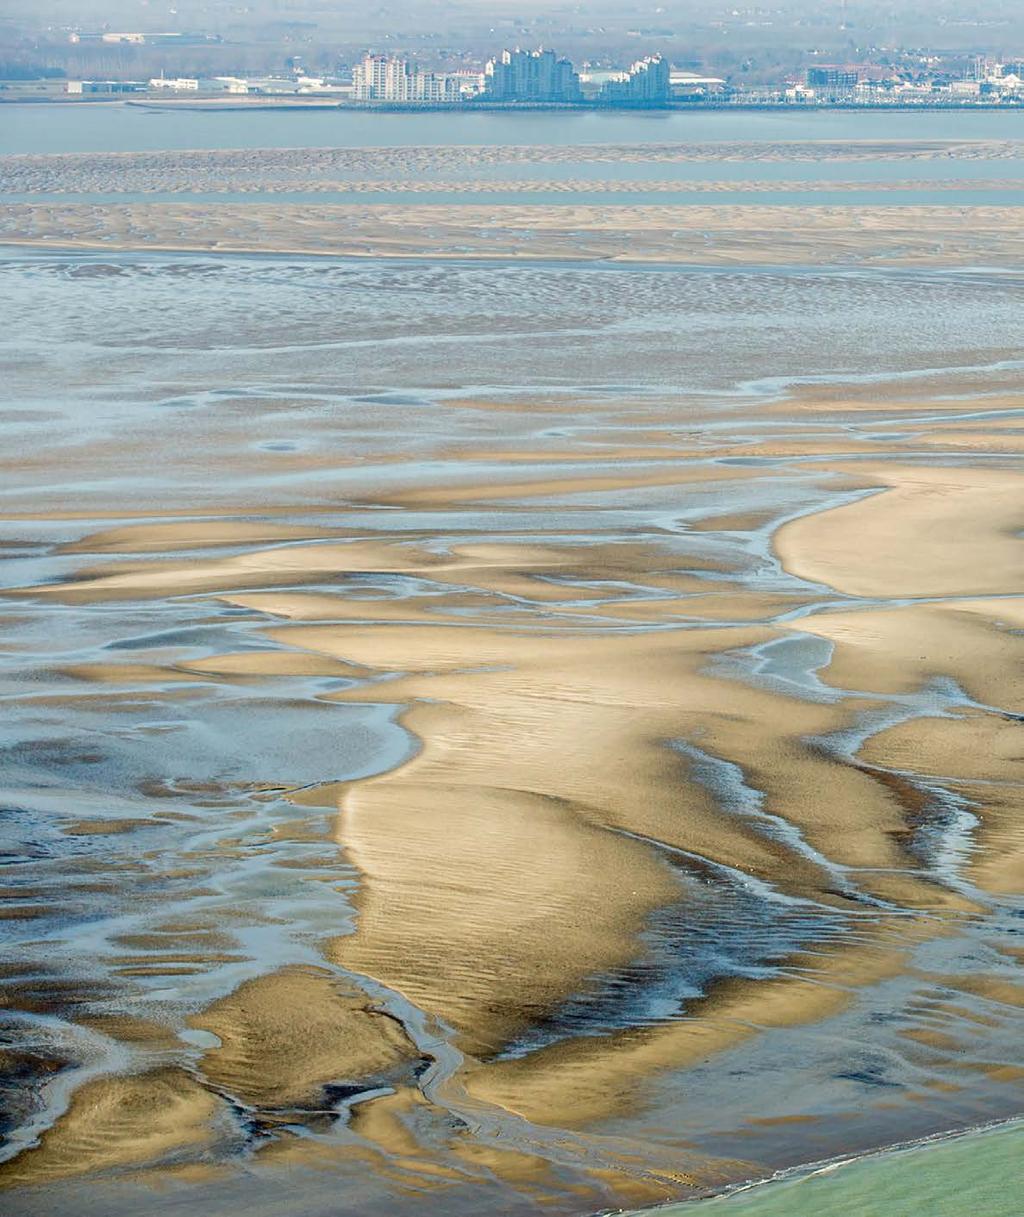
[0,128,1023,1217]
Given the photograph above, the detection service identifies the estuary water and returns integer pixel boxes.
[5,105,1024,208]
[4,104,1024,157]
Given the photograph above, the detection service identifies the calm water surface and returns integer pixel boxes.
[3,103,1024,156]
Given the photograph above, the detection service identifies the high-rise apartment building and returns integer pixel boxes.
[352,54,460,103]
[806,66,861,91]
[483,48,582,102]
[600,55,670,104]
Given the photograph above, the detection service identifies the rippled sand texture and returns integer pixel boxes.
[5,139,1024,192]
[7,202,1024,265]
[5,140,1024,198]
[0,253,1022,1217]
[6,139,1024,262]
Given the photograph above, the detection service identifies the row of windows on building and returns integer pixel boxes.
[351,55,462,103]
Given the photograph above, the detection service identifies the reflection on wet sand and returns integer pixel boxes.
[0,249,1022,1217]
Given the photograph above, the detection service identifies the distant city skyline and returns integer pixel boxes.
[3,1,1024,110]
[6,0,1024,89]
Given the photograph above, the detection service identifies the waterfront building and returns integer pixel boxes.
[66,80,147,94]
[984,63,1024,96]
[351,54,460,103]
[483,48,582,103]
[452,70,487,98]
[148,76,254,93]
[578,68,628,100]
[70,31,222,45]
[806,66,861,91]
[352,54,406,100]
[244,77,305,94]
[670,71,726,99]
[149,77,200,91]
[600,55,670,104]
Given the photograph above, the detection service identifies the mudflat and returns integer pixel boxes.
[0,137,1022,1217]
[5,201,1024,265]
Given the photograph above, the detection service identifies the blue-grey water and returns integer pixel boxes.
[2,104,1024,156]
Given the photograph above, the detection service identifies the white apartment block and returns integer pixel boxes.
[352,54,460,103]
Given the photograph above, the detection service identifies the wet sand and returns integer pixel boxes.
[0,199,1022,1216]
[5,201,1024,265]
[5,140,1024,193]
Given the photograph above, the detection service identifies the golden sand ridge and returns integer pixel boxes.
[10,449,1020,1168]
[189,966,423,1110]
[775,464,1024,599]
[0,1069,236,1184]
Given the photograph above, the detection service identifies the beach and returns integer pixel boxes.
[0,116,1022,1216]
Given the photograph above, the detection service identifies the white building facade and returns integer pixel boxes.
[352,55,460,103]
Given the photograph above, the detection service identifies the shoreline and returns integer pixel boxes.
[625,1114,1024,1215]
[3,95,1024,115]
[7,234,1023,269]
[4,239,1023,278]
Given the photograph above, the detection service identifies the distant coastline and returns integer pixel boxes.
[2,95,1024,114]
